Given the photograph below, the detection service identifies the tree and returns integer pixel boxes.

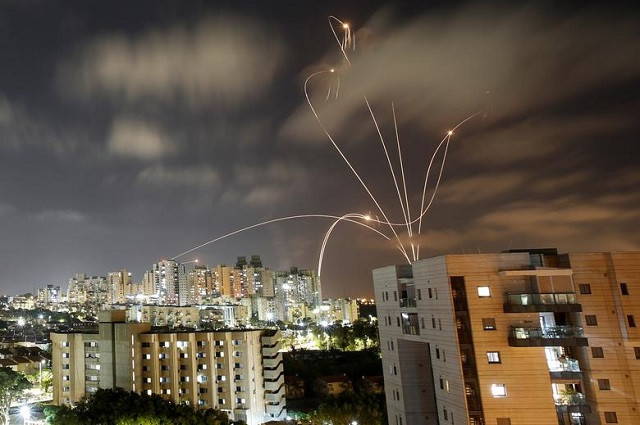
[45,388,234,425]
[308,391,386,425]
[0,367,31,425]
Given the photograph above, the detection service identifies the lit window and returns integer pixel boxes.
[491,384,507,397]
[477,286,491,297]
[487,351,501,364]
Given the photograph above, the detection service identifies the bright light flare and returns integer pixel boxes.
[448,130,453,136]
[342,23,349,29]
[20,405,30,420]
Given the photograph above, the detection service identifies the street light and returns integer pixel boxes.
[20,405,30,424]
[39,359,46,388]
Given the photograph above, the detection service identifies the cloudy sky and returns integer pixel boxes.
[0,1,638,297]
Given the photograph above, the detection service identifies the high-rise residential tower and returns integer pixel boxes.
[374,250,640,425]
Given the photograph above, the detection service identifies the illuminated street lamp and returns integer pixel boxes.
[39,359,46,388]
[20,405,30,424]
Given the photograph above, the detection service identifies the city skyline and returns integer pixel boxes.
[0,1,638,297]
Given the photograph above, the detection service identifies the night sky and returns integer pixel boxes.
[1,1,639,297]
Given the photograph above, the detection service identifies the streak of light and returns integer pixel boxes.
[392,102,415,260]
[317,213,401,277]
[304,70,412,263]
[364,96,413,257]
[171,214,391,261]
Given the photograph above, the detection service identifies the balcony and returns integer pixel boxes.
[399,298,417,308]
[548,357,583,381]
[508,326,588,347]
[554,392,592,414]
[401,313,420,336]
[503,293,582,313]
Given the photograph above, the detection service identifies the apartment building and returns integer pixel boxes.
[374,250,640,425]
[51,311,286,425]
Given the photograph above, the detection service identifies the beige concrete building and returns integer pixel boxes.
[374,250,640,425]
[51,311,286,424]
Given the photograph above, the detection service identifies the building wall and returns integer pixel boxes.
[569,252,640,425]
[51,314,285,425]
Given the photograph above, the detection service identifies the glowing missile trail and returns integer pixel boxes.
[304,71,412,263]
[364,96,413,253]
[171,214,391,261]
[329,16,354,65]
[317,213,395,277]
[392,102,416,260]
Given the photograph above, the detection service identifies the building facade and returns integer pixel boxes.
[374,250,640,425]
[150,260,188,306]
[51,311,286,425]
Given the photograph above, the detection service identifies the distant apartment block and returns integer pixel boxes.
[374,250,640,425]
[51,311,286,425]
[37,284,61,306]
[67,273,109,307]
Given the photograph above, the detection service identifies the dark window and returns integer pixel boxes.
[393,291,397,301]
[396,317,401,327]
[439,378,444,389]
[604,412,618,423]
[435,348,440,359]
[421,318,425,329]
[598,379,611,390]
[585,315,598,326]
[428,288,433,298]
[443,407,448,421]
[417,289,422,300]
[180,365,187,371]
[141,342,151,348]
[497,419,512,425]
[621,283,629,295]
[579,284,591,294]
[482,318,497,330]
[432,317,437,328]
[634,347,640,359]
[628,315,636,328]
[592,347,604,358]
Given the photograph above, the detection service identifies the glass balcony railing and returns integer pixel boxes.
[509,326,588,347]
[505,292,578,306]
[548,358,581,372]
[511,326,585,339]
[399,298,417,308]
[554,392,588,406]
[504,292,582,313]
